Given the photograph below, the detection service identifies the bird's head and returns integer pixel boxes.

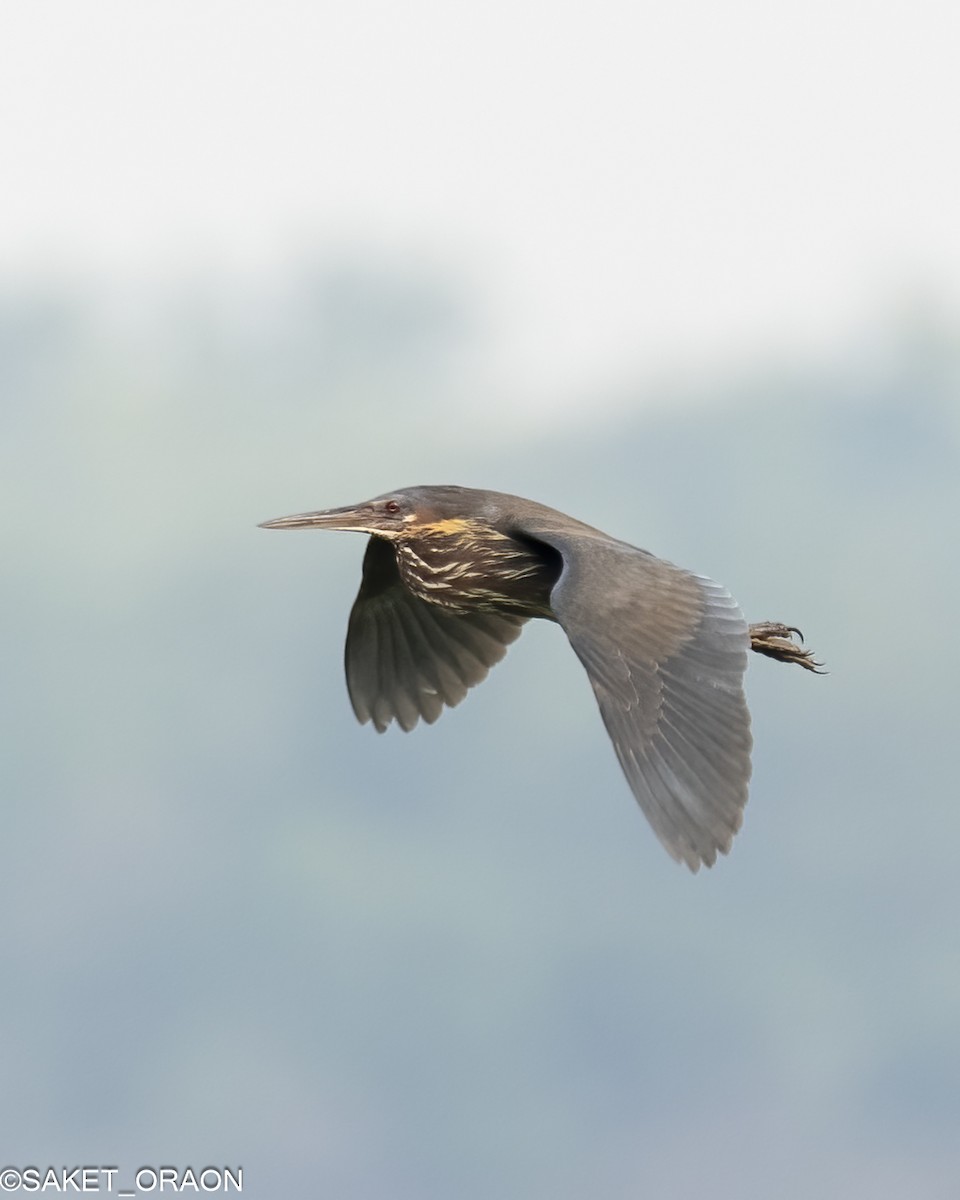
[259,485,494,542]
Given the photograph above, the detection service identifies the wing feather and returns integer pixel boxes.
[518,525,752,870]
[345,537,526,732]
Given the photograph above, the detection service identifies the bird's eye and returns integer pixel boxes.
[384,500,401,514]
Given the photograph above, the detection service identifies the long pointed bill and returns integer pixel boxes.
[259,504,375,532]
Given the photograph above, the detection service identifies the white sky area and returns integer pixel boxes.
[2,0,959,401]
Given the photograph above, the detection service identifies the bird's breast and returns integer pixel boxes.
[394,529,557,616]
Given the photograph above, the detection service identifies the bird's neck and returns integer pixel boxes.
[393,525,556,616]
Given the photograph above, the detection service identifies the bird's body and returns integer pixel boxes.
[393,514,555,615]
[261,485,821,871]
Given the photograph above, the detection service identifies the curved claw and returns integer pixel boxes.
[748,621,825,673]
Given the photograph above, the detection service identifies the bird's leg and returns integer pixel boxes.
[748,622,825,673]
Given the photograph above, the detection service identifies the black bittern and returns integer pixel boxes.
[261,486,822,870]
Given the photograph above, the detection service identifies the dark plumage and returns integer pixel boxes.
[261,485,822,871]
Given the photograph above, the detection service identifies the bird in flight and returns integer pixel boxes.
[261,485,822,870]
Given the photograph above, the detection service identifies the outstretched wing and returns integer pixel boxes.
[523,525,753,870]
[345,537,527,732]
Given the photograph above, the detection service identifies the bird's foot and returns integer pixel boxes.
[748,622,826,673]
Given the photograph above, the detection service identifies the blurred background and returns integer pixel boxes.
[3,2,959,1196]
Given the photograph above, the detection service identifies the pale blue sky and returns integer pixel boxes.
[3,0,959,401]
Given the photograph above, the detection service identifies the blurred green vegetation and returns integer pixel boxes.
[2,267,958,1199]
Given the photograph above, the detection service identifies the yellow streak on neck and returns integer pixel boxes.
[405,517,492,538]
